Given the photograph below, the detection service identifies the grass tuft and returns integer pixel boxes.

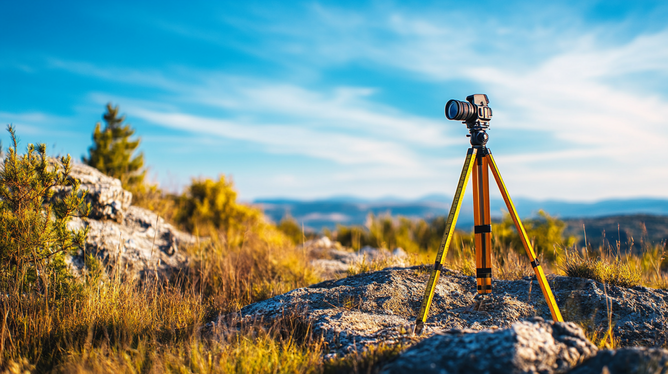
[562,248,642,288]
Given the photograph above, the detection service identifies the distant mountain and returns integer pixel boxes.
[255,196,668,234]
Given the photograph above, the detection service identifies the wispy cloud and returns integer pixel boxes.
[131,108,422,167]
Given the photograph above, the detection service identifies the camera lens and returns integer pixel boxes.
[445,99,476,121]
[446,100,459,119]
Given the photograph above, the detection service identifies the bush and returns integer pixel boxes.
[493,210,576,263]
[0,125,89,291]
[173,175,262,244]
[277,215,306,245]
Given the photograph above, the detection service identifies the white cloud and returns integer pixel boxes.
[131,108,422,168]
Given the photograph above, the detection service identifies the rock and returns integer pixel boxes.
[53,162,132,222]
[67,206,197,279]
[570,347,668,374]
[304,237,409,279]
[392,247,407,258]
[381,320,597,374]
[234,267,668,354]
[57,162,197,279]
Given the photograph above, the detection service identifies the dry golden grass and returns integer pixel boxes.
[560,244,668,289]
[0,221,321,372]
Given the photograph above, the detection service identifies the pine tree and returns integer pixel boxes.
[83,103,145,188]
[0,125,90,287]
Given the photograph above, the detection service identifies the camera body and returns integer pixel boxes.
[445,94,493,147]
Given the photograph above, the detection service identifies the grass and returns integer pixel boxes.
[562,247,642,288]
[2,209,667,372]
[0,221,321,372]
[561,243,667,289]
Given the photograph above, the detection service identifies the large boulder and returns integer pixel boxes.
[382,319,597,374]
[234,267,668,354]
[60,162,197,279]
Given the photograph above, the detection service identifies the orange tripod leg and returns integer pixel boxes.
[414,148,477,334]
[473,151,493,294]
[486,151,564,322]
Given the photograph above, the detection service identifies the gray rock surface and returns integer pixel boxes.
[236,267,668,354]
[382,320,597,374]
[570,347,668,374]
[54,162,132,222]
[60,162,197,278]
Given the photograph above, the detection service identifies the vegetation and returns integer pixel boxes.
[0,125,89,292]
[2,110,668,372]
[83,103,146,189]
[173,175,263,244]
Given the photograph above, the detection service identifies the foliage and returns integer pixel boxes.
[334,214,463,253]
[277,215,307,245]
[173,175,263,244]
[0,125,89,290]
[494,210,576,263]
[0,216,319,371]
[332,211,574,265]
[83,103,145,189]
[129,182,179,224]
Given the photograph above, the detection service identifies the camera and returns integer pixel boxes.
[445,94,492,127]
[445,94,493,146]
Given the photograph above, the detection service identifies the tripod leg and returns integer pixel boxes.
[473,151,493,294]
[414,148,477,335]
[486,151,564,322]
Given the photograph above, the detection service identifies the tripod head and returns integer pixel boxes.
[445,94,492,147]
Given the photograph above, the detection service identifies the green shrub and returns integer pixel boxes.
[173,175,263,244]
[334,214,466,254]
[493,210,576,263]
[0,125,89,291]
[277,215,306,245]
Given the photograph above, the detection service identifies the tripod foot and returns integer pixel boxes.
[413,320,424,336]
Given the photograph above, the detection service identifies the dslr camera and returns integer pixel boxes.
[445,94,493,146]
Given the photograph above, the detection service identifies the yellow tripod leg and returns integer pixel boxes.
[414,148,477,334]
[486,151,564,322]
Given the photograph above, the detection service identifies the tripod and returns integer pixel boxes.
[413,95,563,335]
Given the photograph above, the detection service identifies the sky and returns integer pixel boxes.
[2,1,668,202]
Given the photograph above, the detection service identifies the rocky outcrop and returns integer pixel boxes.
[382,319,598,374]
[61,162,197,279]
[234,266,668,358]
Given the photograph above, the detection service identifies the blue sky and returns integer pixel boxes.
[2,1,668,202]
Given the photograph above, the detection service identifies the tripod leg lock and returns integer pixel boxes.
[474,224,492,233]
[530,259,540,268]
[434,261,443,272]
[476,267,492,278]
